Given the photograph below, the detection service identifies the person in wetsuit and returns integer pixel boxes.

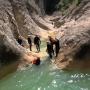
[48,36,55,55]
[17,36,23,46]
[55,38,60,57]
[46,41,54,58]
[27,35,32,51]
[34,35,41,52]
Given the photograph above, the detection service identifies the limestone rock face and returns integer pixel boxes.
[0,0,90,70]
[55,0,90,69]
[0,0,41,66]
[0,0,21,66]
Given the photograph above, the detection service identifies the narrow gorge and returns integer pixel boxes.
[0,0,90,79]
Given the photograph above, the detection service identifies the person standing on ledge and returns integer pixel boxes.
[27,35,32,51]
[55,38,60,57]
[46,41,54,59]
[34,35,41,53]
[48,36,55,55]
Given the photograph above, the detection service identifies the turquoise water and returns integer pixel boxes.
[0,41,90,90]
[0,58,90,90]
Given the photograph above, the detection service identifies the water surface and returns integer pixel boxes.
[0,41,90,90]
[0,59,90,90]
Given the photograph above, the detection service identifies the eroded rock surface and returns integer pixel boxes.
[55,0,90,69]
[0,0,46,70]
[0,0,90,72]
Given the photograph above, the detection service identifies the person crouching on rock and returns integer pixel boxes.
[46,41,54,59]
[34,35,41,53]
[27,35,32,51]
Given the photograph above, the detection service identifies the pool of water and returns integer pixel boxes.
[0,41,90,90]
[0,58,90,90]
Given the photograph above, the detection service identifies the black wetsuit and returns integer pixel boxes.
[47,42,54,58]
[27,37,32,51]
[17,38,22,45]
[49,38,55,55]
[55,39,60,57]
[34,36,41,52]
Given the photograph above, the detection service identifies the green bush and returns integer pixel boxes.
[57,0,82,11]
